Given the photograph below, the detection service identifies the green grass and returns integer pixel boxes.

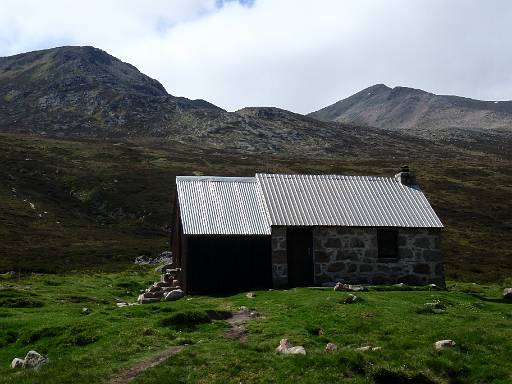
[0,270,511,383]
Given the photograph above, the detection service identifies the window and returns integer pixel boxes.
[377,229,398,259]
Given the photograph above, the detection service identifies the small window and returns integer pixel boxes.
[377,230,398,259]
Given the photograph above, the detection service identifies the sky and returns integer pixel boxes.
[1,0,511,113]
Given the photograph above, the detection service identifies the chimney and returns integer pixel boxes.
[395,165,417,186]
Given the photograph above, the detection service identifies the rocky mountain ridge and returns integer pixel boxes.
[309,84,512,141]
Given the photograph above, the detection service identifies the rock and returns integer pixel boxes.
[334,282,366,292]
[343,294,358,304]
[325,342,337,352]
[23,351,49,370]
[155,281,172,288]
[394,283,405,288]
[334,282,347,291]
[246,292,256,299]
[356,346,372,352]
[116,302,129,308]
[239,306,249,311]
[81,307,91,315]
[371,346,382,351]
[434,340,456,350]
[503,288,512,300]
[424,300,445,312]
[134,251,172,266]
[137,293,161,304]
[428,283,439,290]
[154,263,173,273]
[163,289,185,301]
[287,346,306,355]
[10,358,24,369]
[276,338,306,355]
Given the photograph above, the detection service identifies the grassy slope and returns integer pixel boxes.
[0,271,511,384]
[0,133,511,282]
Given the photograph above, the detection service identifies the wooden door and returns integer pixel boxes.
[286,227,313,287]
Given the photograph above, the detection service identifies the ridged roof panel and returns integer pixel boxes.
[176,176,271,235]
[255,173,443,228]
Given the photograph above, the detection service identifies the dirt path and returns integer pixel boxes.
[224,308,258,342]
[109,346,183,384]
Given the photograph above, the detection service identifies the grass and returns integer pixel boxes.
[0,270,511,383]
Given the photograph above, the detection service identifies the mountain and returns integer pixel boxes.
[0,46,222,136]
[0,46,441,157]
[309,84,512,141]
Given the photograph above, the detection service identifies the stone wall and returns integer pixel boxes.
[271,226,288,287]
[313,227,444,287]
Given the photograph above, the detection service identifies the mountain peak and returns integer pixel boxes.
[309,85,512,141]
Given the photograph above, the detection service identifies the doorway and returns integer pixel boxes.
[286,227,313,287]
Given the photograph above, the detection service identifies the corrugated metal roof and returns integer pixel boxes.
[176,176,271,235]
[256,173,443,228]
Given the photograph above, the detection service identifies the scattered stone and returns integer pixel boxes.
[134,251,172,266]
[164,289,185,301]
[434,340,456,350]
[503,288,512,300]
[22,350,49,370]
[276,338,306,355]
[137,293,161,304]
[343,294,359,304]
[246,292,256,299]
[334,282,366,292]
[81,307,91,315]
[325,342,337,352]
[10,358,24,369]
[356,346,372,352]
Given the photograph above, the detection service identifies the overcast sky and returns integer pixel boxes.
[1,0,511,113]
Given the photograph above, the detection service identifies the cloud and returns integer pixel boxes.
[1,0,511,113]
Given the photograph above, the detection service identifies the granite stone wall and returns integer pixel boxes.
[271,226,288,287]
[312,227,444,287]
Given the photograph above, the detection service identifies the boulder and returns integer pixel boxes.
[10,358,24,369]
[276,338,306,355]
[325,342,337,352]
[503,288,512,300]
[23,351,49,370]
[246,292,256,299]
[164,289,185,301]
[434,340,456,350]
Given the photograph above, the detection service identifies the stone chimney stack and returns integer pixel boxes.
[395,165,417,186]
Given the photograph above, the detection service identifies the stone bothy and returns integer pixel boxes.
[171,169,444,293]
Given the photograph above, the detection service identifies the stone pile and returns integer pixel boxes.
[137,268,184,304]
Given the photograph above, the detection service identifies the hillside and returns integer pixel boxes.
[0,46,430,157]
[0,46,511,282]
[309,84,512,143]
